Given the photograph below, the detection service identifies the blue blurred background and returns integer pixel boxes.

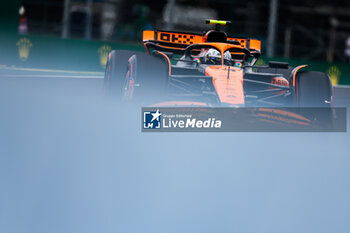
[1,0,350,83]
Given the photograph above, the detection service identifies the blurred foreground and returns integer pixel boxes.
[0,73,349,233]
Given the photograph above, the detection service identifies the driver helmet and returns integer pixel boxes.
[204,48,232,65]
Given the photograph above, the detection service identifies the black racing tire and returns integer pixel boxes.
[295,71,333,107]
[104,50,143,96]
[123,53,168,104]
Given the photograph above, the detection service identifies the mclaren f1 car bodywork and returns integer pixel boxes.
[104,20,333,108]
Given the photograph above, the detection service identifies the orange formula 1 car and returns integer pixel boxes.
[104,20,333,107]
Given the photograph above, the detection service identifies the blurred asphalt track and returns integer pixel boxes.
[0,69,350,233]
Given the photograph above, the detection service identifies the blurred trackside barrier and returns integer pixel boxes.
[0,1,21,33]
[0,32,144,73]
[0,32,349,85]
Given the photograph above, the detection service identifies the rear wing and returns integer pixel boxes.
[142,30,261,52]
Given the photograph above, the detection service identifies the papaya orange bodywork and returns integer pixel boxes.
[194,43,251,65]
[142,30,261,52]
[271,77,289,86]
[205,66,245,105]
[258,108,311,122]
[142,30,155,41]
[249,39,261,52]
[292,65,308,87]
[154,51,172,76]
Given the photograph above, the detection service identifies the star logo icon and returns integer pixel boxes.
[143,109,162,129]
[150,109,162,122]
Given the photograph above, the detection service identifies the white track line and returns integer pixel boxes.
[0,64,104,76]
[0,74,103,79]
[334,85,350,89]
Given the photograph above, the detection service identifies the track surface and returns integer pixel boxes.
[1,74,350,233]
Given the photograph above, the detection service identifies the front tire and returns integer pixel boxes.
[295,71,333,107]
[104,50,143,97]
[123,53,168,104]
[295,71,333,127]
